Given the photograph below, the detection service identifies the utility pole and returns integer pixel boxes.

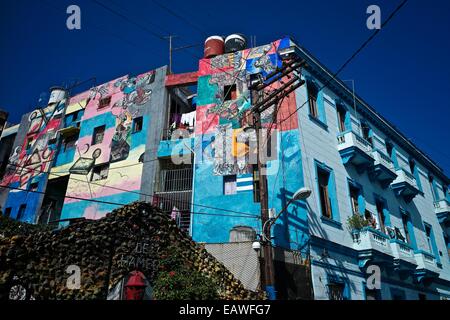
[248,52,305,300]
[164,35,178,74]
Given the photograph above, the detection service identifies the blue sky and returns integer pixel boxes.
[1,0,449,174]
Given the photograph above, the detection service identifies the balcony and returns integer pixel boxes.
[153,167,193,234]
[353,227,394,270]
[389,239,417,274]
[434,199,450,224]
[390,168,420,203]
[413,250,440,283]
[337,131,374,173]
[369,149,397,188]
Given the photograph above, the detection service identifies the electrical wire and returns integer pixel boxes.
[2,160,259,217]
[276,0,409,128]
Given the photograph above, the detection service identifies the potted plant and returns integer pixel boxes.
[347,214,370,242]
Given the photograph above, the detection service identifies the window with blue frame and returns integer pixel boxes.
[374,195,390,234]
[428,174,439,201]
[400,209,417,249]
[348,179,365,215]
[360,121,373,147]
[385,141,399,169]
[336,103,350,133]
[327,275,350,300]
[444,233,450,260]
[307,81,319,118]
[408,158,423,192]
[307,81,327,127]
[424,222,441,264]
[315,161,340,224]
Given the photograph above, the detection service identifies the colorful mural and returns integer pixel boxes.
[1,95,67,222]
[191,37,308,249]
[57,70,156,222]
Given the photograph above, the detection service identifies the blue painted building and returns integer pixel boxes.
[1,35,449,300]
[174,36,450,300]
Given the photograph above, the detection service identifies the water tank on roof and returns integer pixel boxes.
[48,86,67,105]
[224,34,247,53]
[204,36,224,58]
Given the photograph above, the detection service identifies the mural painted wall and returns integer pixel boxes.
[1,93,67,222]
[56,70,156,221]
[191,38,309,250]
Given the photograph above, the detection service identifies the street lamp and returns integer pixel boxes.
[262,187,312,242]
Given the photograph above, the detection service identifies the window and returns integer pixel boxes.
[252,165,261,202]
[17,204,26,221]
[428,175,438,201]
[425,224,433,253]
[63,134,78,152]
[26,137,33,150]
[375,199,387,234]
[444,234,450,259]
[318,167,332,219]
[92,125,105,145]
[132,117,143,133]
[224,175,237,195]
[224,84,237,101]
[30,182,39,192]
[98,96,111,109]
[91,164,109,182]
[349,184,361,215]
[361,122,373,146]
[386,141,393,158]
[443,185,449,200]
[385,141,398,168]
[401,214,411,245]
[307,83,319,118]
[4,207,12,218]
[336,104,347,133]
[328,282,344,300]
[409,158,423,191]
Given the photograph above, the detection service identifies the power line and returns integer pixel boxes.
[3,160,258,217]
[90,0,247,81]
[150,0,207,36]
[277,0,409,127]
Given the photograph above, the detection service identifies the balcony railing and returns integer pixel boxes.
[391,168,420,202]
[397,168,416,186]
[353,227,393,257]
[372,149,394,170]
[390,239,417,267]
[158,168,193,193]
[337,131,373,154]
[414,250,439,274]
[434,199,450,215]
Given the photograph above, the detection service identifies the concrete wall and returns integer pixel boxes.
[205,242,260,291]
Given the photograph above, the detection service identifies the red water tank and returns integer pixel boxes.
[204,36,224,58]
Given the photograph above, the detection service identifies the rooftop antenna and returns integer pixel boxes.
[164,35,178,74]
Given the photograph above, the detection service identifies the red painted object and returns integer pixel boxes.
[124,271,147,300]
[204,36,224,58]
[165,71,199,88]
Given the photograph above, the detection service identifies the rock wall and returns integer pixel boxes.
[0,202,265,300]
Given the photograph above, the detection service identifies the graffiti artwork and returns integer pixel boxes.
[2,100,66,189]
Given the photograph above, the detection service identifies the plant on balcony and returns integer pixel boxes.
[346,214,370,239]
